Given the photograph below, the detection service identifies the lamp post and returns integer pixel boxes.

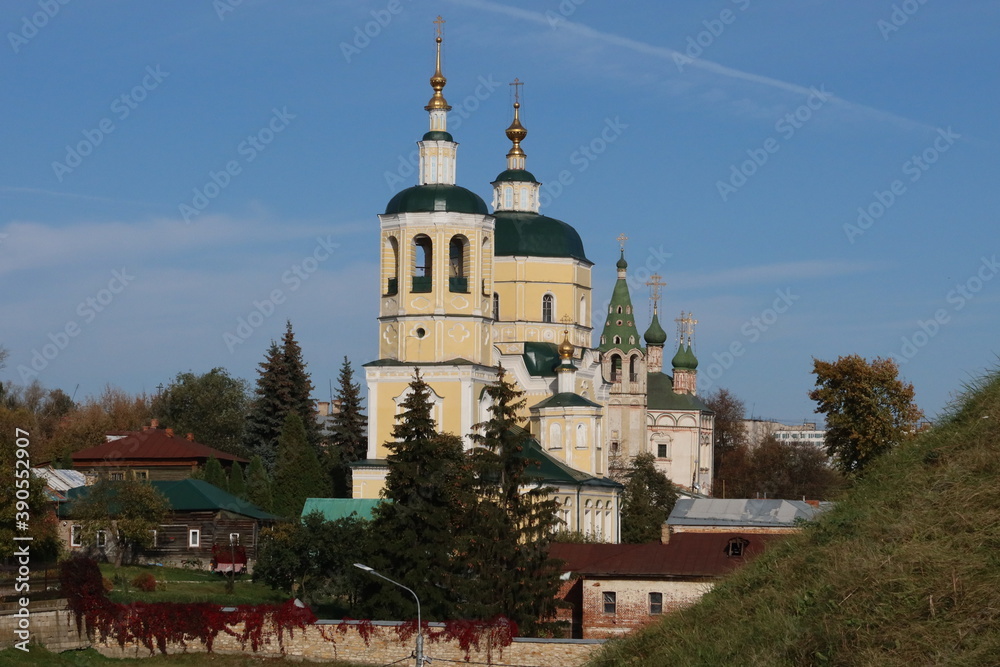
[354,563,425,667]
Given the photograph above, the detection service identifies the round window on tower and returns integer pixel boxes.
[415,327,426,339]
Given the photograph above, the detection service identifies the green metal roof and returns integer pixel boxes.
[516,429,622,489]
[422,130,454,142]
[644,312,667,346]
[492,168,538,183]
[646,372,712,412]
[60,479,279,521]
[385,184,489,216]
[599,254,643,354]
[522,342,561,377]
[301,498,381,522]
[530,392,602,410]
[493,211,591,263]
[363,358,477,368]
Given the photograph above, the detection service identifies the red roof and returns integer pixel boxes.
[550,532,787,579]
[72,429,247,465]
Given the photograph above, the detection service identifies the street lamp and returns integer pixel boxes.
[353,563,425,667]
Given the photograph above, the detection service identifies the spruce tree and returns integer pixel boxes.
[243,322,320,472]
[329,356,368,497]
[203,455,228,491]
[228,461,247,499]
[620,452,677,544]
[467,365,563,633]
[271,413,327,518]
[246,455,273,512]
[362,369,476,621]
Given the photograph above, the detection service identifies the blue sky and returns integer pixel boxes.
[2,0,997,424]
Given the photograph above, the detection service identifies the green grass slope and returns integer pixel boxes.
[590,371,1000,667]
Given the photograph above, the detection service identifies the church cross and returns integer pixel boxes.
[617,233,628,251]
[433,15,445,37]
[510,77,523,104]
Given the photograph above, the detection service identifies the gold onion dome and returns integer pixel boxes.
[558,331,575,360]
[425,36,451,111]
[506,102,527,156]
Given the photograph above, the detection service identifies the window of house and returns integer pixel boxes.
[109,472,124,481]
[611,441,620,454]
[189,529,201,547]
[649,592,663,615]
[149,529,157,547]
[725,537,749,558]
[71,525,82,547]
[96,530,107,548]
[603,591,617,614]
[542,294,554,323]
[133,470,148,481]
[229,533,240,545]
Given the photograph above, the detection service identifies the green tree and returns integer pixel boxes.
[203,455,228,491]
[328,357,367,497]
[244,323,320,472]
[361,369,476,621]
[621,452,678,544]
[245,455,273,512]
[71,478,169,567]
[272,413,327,518]
[228,461,247,499]
[153,368,250,456]
[467,366,564,633]
[810,355,923,474]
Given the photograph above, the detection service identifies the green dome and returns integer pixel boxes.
[616,251,628,270]
[385,184,489,216]
[672,344,698,370]
[493,168,538,183]
[494,211,591,263]
[644,313,667,346]
[422,130,454,142]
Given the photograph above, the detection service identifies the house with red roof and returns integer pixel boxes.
[70,420,247,482]
[550,532,786,638]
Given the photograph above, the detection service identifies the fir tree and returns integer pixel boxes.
[272,413,327,518]
[467,365,564,633]
[243,322,321,472]
[203,455,228,491]
[361,369,476,621]
[329,356,368,497]
[246,455,273,512]
[620,452,677,544]
[228,461,247,499]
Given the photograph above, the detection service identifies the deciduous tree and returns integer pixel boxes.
[71,478,169,567]
[810,355,923,474]
[705,387,749,485]
[153,368,250,456]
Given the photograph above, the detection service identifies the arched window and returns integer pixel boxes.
[611,354,622,382]
[549,422,563,450]
[385,236,399,295]
[629,356,638,382]
[576,423,587,449]
[448,235,468,292]
[613,335,621,345]
[493,292,500,320]
[542,294,554,323]
[412,235,432,293]
[504,186,513,208]
[617,306,623,314]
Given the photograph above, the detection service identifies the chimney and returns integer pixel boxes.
[150,418,159,429]
[165,428,174,438]
[186,433,194,441]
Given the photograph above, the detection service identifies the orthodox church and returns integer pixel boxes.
[352,26,714,542]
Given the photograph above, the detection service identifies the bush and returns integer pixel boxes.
[132,573,158,592]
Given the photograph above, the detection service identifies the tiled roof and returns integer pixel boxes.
[71,429,246,464]
[550,532,786,578]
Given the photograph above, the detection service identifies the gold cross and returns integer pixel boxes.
[617,233,628,251]
[433,15,445,37]
[510,77,523,104]
[646,273,666,311]
[560,314,573,326]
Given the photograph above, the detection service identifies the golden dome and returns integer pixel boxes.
[505,101,527,157]
[558,330,574,360]
[425,35,452,111]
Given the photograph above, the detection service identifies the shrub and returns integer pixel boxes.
[132,573,158,592]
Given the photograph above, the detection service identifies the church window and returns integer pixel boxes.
[610,354,622,382]
[430,156,438,183]
[549,422,563,450]
[576,423,587,448]
[385,236,399,295]
[616,320,622,326]
[627,305,631,314]
[449,236,469,293]
[579,297,586,325]
[630,336,635,345]
[657,443,668,458]
[629,356,638,382]
[504,186,513,208]
[493,292,500,320]
[613,335,621,345]
[611,441,620,454]
[520,187,528,207]
[542,294,554,323]
[413,235,432,292]
[617,306,623,314]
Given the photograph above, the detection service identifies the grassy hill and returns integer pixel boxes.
[589,371,1000,667]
